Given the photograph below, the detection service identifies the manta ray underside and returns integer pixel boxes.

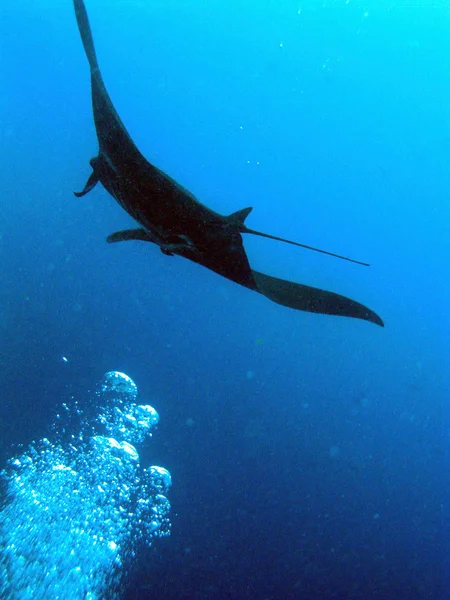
[72,0,384,327]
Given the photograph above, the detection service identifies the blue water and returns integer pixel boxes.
[0,1,448,598]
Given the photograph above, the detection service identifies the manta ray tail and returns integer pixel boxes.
[252,270,384,327]
[243,226,369,267]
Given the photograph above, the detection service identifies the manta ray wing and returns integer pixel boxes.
[252,270,384,326]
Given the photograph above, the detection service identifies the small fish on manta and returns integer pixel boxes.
[72,0,383,327]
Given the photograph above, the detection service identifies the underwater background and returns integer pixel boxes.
[0,0,448,598]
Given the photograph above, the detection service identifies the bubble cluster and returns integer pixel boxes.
[96,371,160,446]
[0,372,171,600]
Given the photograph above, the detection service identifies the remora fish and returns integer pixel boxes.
[72,0,383,327]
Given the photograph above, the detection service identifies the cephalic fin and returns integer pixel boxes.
[107,228,153,243]
[74,171,99,198]
[74,157,100,198]
[107,229,198,260]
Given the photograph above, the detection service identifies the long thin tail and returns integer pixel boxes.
[243,226,370,267]
[73,0,100,73]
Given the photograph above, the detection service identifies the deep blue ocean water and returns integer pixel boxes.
[0,1,448,598]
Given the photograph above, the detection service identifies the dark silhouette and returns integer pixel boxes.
[72,0,383,327]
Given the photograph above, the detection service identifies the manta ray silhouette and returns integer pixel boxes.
[72,0,383,327]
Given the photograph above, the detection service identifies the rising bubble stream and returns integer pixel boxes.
[0,371,171,600]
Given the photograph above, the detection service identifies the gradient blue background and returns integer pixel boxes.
[0,1,448,598]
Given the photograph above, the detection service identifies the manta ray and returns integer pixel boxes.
[72,0,383,327]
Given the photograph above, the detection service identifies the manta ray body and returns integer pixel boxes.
[72,0,383,327]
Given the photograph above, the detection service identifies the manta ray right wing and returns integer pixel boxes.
[252,270,384,326]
